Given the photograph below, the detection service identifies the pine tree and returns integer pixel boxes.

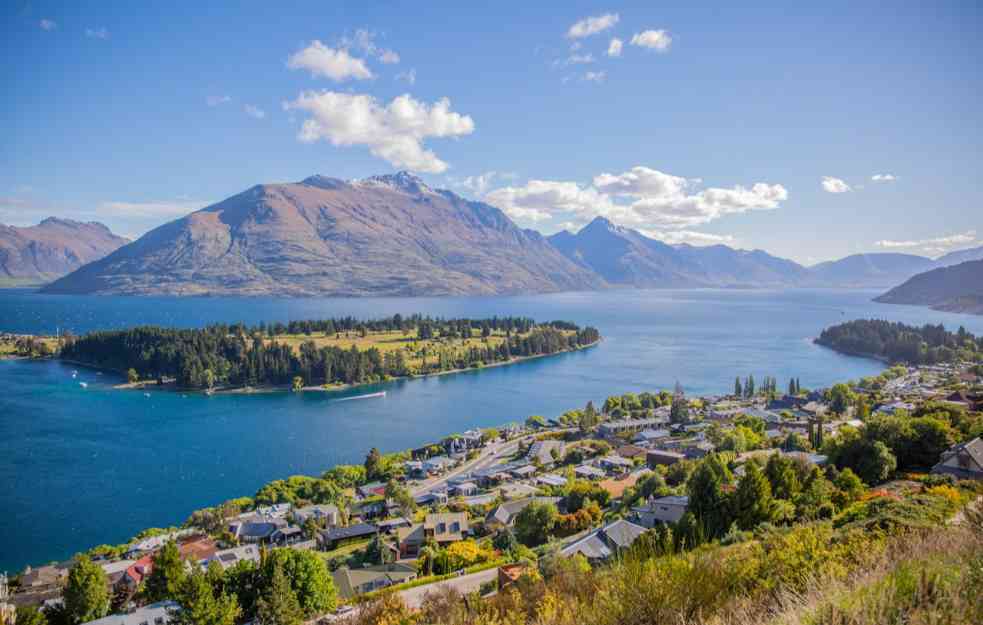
[145,541,186,602]
[734,377,743,397]
[788,378,796,396]
[670,382,689,424]
[733,462,773,530]
[173,568,240,625]
[255,562,303,625]
[64,556,110,625]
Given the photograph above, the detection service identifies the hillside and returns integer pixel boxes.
[875,259,983,315]
[42,173,604,296]
[0,217,128,285]
[548,217,809,288]
[806,252,937,288]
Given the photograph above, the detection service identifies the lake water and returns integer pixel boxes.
[3,288,983,572]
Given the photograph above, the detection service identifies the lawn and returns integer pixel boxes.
[266,327,573,373]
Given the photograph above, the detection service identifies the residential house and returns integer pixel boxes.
[120,555,154,591]
[451,481,479,497]
[932,437,983,480]
[18,563,69,594]
[683,442,715,459]
[319,523,379,551]
[272,525,306,547]
[574,465,607,480]
[404,460,426,479]
[632,429,671,444]
[599,417,668,438]
[413,489,449,508]
[485,497,563,530]
[397,513,469,557]
[228,516,286,544]
[81,601,179,625]
[646,450,686,467]
[292,504,340,528]
[357,481,388,499]
[510,465,538,479]
[632,495,689,527]
[376,517,413,534]
[536,474,568,488]
[177,536,218,562]
[560,519,647,562]
[499,482,541,500]
[202,545,260,571]
[875,401,915,416]
[527,440,565,466]
[99,560,136,588]
[423,456,456,475]
[598,455,633,475]
[332,564,417,600]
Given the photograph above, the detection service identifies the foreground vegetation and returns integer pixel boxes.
[58,315,600,390]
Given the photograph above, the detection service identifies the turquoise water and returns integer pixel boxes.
[2,288,982,572]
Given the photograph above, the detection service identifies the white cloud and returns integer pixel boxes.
[486,180,616,223]
[206,95,231,107]
[244,104,266,119]
[283,91,475,173]
[85,27,109,39]
[396,68,417,85]
[640,229,737,246]
[871,173,898,182]
[567,13,620,39]
[287,40,373,82]
[583,71,606,83]
[449,171,501,197]
[607,38,623,57]
[555,53,595,67]
[95,199,206,220]
[821,176,851,193]
[343,29,400,64]
[40,19,57,31]
[630,30,672,51]
[875,230,977,254]
[485,166,787,231]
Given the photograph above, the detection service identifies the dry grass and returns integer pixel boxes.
[266,328,571,372]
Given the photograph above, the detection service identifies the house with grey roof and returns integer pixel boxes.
[485,497,563,529]
[292,504,340,528]
[332,563,417,600]
[202,545,261,570]
[527,440,565,466]
[932,437,983,480]
[560,519,647,562]
[81,601,179,625]
[632,495,689,527]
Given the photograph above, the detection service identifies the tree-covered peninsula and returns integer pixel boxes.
[59,315,601,391]
[815,319,982,365]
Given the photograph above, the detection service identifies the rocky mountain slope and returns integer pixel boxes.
[0,218,128,285]
[42,173,604,296]
[874,259,983,315]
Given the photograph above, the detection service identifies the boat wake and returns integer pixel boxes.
[333,391,387,402]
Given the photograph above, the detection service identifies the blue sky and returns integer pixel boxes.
[2,1,981,264]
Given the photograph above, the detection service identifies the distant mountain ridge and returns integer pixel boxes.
[43,173,603,296]
[37,174,983,296]
[547,217,808,288]
[874,259,983,315]
[0,217,128,285]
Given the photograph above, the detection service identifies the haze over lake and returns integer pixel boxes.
[2,288,982,572]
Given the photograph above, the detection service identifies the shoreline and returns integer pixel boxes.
[65,339,602,396]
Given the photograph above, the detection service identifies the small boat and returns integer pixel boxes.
[79,382,88,388]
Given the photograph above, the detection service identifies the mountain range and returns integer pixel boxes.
[874,259,983,315]
[42,173,601,296]
[0,218,129,285]
[37,173,983,297]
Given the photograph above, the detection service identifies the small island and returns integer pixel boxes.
[815,318,983,366]
[56,315,601,392]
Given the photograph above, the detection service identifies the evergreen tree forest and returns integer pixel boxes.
[59,315,601,390]
[816,319,982,365]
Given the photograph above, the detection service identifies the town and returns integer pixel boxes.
[3,358,982,625]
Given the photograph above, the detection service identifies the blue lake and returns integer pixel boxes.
[2,288,983,572]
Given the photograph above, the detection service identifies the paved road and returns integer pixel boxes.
[398,568,499,609]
